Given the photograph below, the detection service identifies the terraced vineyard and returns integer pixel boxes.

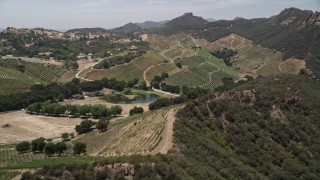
[200,71,231,89]
[58,70,78,83]
[257,62,282,76]
[146,63,177,81]
[99,109,169,156]
[0,67,31,81]
[166,70,206,87]
[198,63,218,72]
[0,144,45,167]
[133,51,163,71]
[20,61,65,82]
[85,63,144,81]
[187,67,210,83]
[0,67,35,95]
[77,108,176,157]
[198,49,238,77]
[164,49,183,59]
[176,56,205,67]
[0,170,20,180]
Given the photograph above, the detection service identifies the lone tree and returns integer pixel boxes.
[55,142,67,156]
[96,118,110,132]
[129,107,144,116]
[44,143,56,157]
[110,106,123,117]
[16,141,30,153]
[61,133,70,141]
[31,137,46,153]
[73,142,86,156]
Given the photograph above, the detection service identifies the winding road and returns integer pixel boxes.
[75,59,103,81]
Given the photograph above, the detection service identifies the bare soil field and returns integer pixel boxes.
[77,59,96,71]
[0,111,82,144]
[61,97,150,118]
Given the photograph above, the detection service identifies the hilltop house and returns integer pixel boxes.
[129,45,138,51]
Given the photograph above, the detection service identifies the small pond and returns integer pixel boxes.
[102,94,160,104]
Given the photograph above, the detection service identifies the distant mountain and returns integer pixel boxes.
[206,18,216,22]
[164,12,209,29]
[113,23,142,33]
[269,7,313,25]
[0,28,4,32]
[135,20,168,29]
[65,27,108,34]
[191,7,319,78]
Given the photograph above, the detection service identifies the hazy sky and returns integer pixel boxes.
[0,0,319,30]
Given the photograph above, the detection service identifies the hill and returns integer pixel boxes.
[160,12,209,33]
[206,18,216,22]
[135,21,168,29]
[65,27,108,34]
[191,8,320,78]
[16,75,320,179]
[113,23,143,33]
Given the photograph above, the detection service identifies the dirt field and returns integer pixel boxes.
[77,59,96,71]
[0,111,83,144]
[61,97,150,118]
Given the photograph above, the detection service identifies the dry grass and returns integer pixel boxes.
[0,111,83,144]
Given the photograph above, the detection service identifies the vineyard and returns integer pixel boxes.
[0,170,19,180]
[256,62,282,77]
[164,49,183,59]
[20,61,66,82]
[279,58,305,74]
[76,108,176,157]
[198,63,218,72]
[197,49,238,77]
[200,71,231,89]
[85,63,144,81]
[176,56,205,67]
[58,70,78,83]
[133,51,163,71]
[166,70,206,87]
[0,144,45,167]
[0,67,35,95]
[145,63,177,81]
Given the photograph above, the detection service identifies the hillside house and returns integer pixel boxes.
[129,45,138,51]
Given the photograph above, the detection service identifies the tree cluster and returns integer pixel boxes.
[27,103,122,119]
[94,50,145,69]
[149,86,209,110]
[211,48,237,66]
[0,77,140,112]
[44,142,68,157]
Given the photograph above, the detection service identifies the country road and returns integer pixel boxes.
[75,58,103,81]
